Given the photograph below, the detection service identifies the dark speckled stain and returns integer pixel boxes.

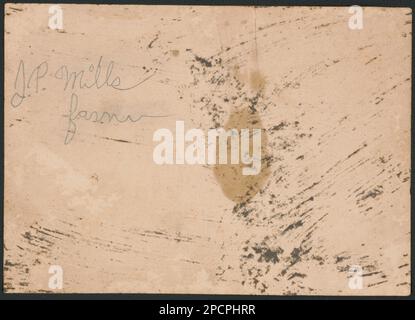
[187,52,271,205]
[186,50,317,293]
[252,244,283,264]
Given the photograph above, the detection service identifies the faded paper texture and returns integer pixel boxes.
[4,4,411,295]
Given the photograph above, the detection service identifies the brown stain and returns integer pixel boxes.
[170,49,180,57]
[232,66,267,92]
[213,107,271,203]
[249,70,266,91]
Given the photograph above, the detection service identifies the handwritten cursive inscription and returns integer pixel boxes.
[11,60,48,108]
[11,56,156,108]
[54,56,156,91]
[64,93,169,145]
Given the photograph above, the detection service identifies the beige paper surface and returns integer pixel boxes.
[4,4,411,295]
